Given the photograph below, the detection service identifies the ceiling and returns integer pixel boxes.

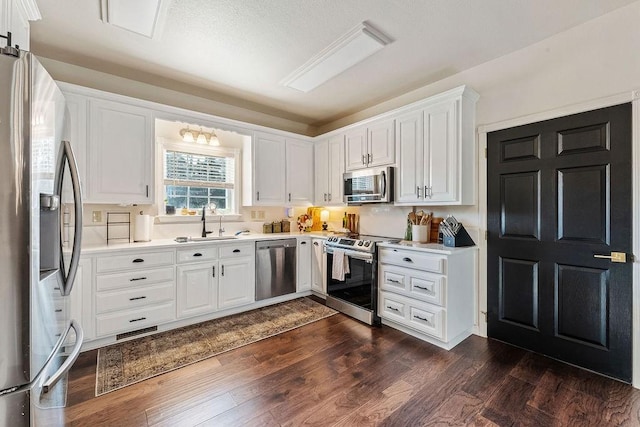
[31,0,637,129]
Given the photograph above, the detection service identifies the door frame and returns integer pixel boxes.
[477,89,640,387]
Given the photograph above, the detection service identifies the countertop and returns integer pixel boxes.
[377,241,478,255]
[80,231,334,255]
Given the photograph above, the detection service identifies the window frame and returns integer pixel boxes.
[157,137,241,221]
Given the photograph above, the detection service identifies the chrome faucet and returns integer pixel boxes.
[201,208,212,238]
[218,215,225,237]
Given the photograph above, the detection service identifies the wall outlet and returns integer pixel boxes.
[92,211,102,223]
[251,210,256,220]
[258,211,265,220]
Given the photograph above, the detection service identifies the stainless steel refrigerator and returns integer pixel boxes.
[0,50,84,426]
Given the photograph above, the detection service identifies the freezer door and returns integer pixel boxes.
[0,51,31,427]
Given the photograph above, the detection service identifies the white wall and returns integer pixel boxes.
[357,0,640,238]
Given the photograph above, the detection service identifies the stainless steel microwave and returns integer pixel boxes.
[343,166,394,205]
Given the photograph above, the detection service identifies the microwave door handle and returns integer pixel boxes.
[381,170,386,199]
[56,141,83,296]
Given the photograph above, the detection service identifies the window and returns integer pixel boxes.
[163,146,238,214]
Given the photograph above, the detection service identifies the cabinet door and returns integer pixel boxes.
[367,119,395,168]
[62,93,88,202]
[219,257,255,309]
[345,126,367,171]
[314,140,329,205]
[286,138,314,205]
[396,110,423,203]
[424,100,459,202]
[69,258,94,342]
[177,263,217,318]
[297,238,312,292]
[88,99,153,204]
[327,135,345,205]
[1,0,30,51]
[311,239,326,295]
[253,132,286,205]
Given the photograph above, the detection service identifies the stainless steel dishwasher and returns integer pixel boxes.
[255,239,297,300]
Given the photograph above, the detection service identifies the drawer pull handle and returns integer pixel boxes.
[55,309,62,313]
[193,253,203,257]
[133,258,144,263]
[402,257,413,263]
[54,287,60,291]
[388,279,401,284]
[129,317,146,323]
[212,266,215,277]
[233,249,241,253]
[222,265,224,276]
[386,306,400,312]
[415,285,432,293]
[129,296,147,301]
[130,277,147,282]
[300,242,307,245]
[414,315,433,325]
[313,242,319,246]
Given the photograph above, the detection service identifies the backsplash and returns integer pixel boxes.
[78,203,479,246]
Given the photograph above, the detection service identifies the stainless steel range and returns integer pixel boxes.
[324,235,395,325]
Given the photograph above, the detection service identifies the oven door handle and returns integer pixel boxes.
[325,247,373,263]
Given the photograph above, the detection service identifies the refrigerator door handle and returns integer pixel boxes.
[56,140,83,296]
[41,320,84,394]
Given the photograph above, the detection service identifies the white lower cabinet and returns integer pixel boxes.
[297,238,312,292]
[378,245,475,350]
[311,238,326,296]
[177,242,255,318]
[94,249,176,338]
[177,262,218,318]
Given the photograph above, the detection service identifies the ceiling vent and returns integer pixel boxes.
[281,21,392,93]
[100,0,168,39]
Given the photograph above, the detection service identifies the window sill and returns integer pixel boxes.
[156,214,243,224]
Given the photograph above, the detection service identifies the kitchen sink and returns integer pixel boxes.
[175,236,238,243]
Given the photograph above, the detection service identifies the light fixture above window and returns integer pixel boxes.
[179,127,220,146]
[280,21,392,93]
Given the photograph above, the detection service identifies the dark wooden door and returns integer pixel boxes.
[487,103,632,382]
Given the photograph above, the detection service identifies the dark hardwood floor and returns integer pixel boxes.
[42,313,640,426]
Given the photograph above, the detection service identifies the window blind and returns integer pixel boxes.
[164,150,235,189]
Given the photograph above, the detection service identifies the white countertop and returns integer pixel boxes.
[80,231,333,255]
[377,241,478,255]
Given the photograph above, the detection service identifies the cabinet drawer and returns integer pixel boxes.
[379,248,446,274]
[379,264,445,306]
[95,302,175,337]
[96,250,175,273]
[177,246,218,263]
[219,243,254,258]
[96,282,175,314]
[379,291,445,340]
[96,267,174,291]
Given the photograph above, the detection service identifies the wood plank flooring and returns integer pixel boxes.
[40,313,640,426]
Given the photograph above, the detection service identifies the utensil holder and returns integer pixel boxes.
[411,225,429,243]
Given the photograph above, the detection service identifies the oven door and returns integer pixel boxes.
[325,248,374,311]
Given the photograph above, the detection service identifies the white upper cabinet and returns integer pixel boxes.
[88,98,154,204]
[395,86,479,205]
[248,131,313,206]
[253,132,287,205]
[0,0,39,51]
[345,119,395,171]
[286,138,314,205]
[314,134,344,205]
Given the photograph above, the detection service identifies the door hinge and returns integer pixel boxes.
[485,230,488,240]
[481,311,488,322]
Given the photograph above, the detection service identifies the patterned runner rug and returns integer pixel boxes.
[95,297,337,396]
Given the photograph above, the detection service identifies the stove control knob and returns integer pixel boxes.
[364,241,371,247]
[357,241,364,246]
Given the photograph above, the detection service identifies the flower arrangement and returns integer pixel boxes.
[297,214,313,232]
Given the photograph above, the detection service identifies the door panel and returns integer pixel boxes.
[488,103,632,382]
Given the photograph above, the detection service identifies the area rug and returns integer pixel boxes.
[95,297,337,396]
